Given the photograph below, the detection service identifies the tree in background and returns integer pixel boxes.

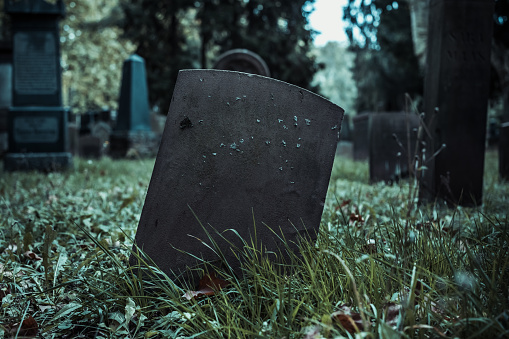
[343,0,423,112]
[121,0,319,113]
[59,0,135,112]
[312,41,357,116]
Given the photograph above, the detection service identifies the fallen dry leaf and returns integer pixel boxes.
[331,305,364,334]
[183,272,230,300]
[24,251,43,261]
[9,315,38,337]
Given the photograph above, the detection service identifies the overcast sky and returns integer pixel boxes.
[307,0,349,46]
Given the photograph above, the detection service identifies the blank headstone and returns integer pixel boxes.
[420,0,494,206]
[500,122,509,181]
[110,54,156,158]
[131,70,343,285]
[369,112,420,183]
[213,49,270,77]
[352,113,370,161]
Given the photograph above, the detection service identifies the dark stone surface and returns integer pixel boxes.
[213,49,270,77]
[339,114,352,141]
[78,135,101,159]
[500,122,509,181]
[6,1,65,107]
[114,54,151,133]
[4,152,72,171]
[132,70,343,285]
[110,54,154,157]
[352,113,370,161]
[420,0,494,206]
[7,107,68,153]
[369,112,420,183]
[0,42,12,111]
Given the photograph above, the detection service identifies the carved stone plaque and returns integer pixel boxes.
[13,116,59,143]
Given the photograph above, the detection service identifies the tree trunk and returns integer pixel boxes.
[406,0,430,72]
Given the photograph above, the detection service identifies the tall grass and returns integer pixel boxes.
[0,154,507,338]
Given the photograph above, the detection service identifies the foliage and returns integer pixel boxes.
[312,41,358,116]
[120,0,319,114]
[0,152,508,337]
[343,0,423,112]
[59,0,136,112]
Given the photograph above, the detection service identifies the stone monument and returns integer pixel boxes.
[213,49,270,77]
[0,42,12,156]
[369,112,420,183]
[420,0,494,206]
[500,122,509,181]
[3,0,71,171]
[352,113,370,161]
[131,70,343,285]
[109,54,156,158]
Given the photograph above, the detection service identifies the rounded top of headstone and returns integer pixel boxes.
[127,54,145,63]
[213,49,270,77]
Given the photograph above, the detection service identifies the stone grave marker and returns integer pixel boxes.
[420,0,494,206]
[3,0,71,171]
[0,42,12,156]
[131,69,343,285]
[500,122,509,180]
[352,113,370,161]
[110,54,156,158]
[213,49,270,77]
[369,112,420,183]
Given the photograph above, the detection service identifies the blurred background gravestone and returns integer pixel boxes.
[352,113,370,161]
[3,0,72,171]
[369,112,420,183]
[335,113,352,158]
[500,122,509,180]
[213,49,270,77]
[0,42,12,157]
[109,54,157,158]
[420,0,494,206]
[132,69,343,285]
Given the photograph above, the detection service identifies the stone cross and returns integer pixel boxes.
[131,69,343,285]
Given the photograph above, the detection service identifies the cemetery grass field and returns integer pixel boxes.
[0,152,508,338]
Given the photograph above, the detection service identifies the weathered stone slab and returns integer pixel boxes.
[352,113,370,161]
[213,49,270,77]
[132,69,343,284]
[500,122,509,181]
[420,0,494,206]
[110,54,155,158]
[369,112,420,183]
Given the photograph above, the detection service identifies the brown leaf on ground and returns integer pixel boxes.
[331,305,364,334]
[9,315,38,337]
[0,284,11,299]
[183,272,230,300]
[24,251,43,261]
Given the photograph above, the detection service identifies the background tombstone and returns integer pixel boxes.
[369,112,420,183]
[420,0,494,206]
[0,42,12,157]
[3,0,72,171]
[335,114,353,158]
[109,54,157,158]
[213,49,270,77]
[132,69,343,285]
[352,113,371,161]
[500,122,509,180]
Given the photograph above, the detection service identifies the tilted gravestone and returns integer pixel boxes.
[352,113,370,161]
[420,0,494,206]
[369,112,420,183]
[131,70,343,285]
[110,54,157,158]
[0,42,12,156]
[500,122,509,181]
[213,49,270,77]
[3,0,72,171]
